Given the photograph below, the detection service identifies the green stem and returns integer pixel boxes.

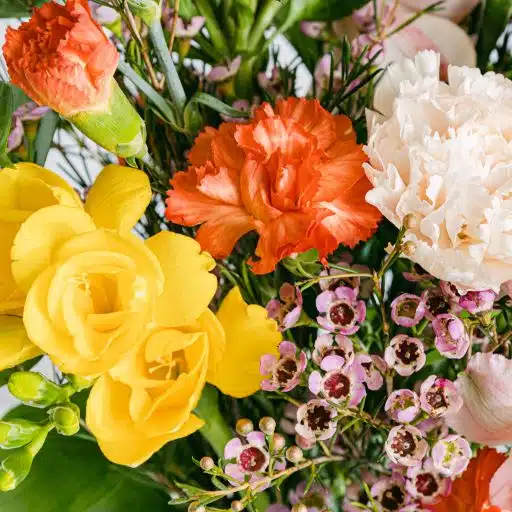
[247,0,282,52]
[194,0,229,54]
[26,423,54,458]
[148,20,187,115]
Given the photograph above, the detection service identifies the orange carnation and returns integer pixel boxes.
[429,448,507,512]
[3,0,118,117]
[166,98,381,274]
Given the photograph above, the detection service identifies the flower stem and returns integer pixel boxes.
[194,0,229,54]
[247,0,283,52]
[148,20,187,116]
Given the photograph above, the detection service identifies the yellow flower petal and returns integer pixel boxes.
[0,315,41,371]
[84,165,151,232]
[146,232,217,327]
[208,287,281,398]
[182,309,226,381]
[11,205,96,293]
[87,374,204,466]
[97,413,204,467]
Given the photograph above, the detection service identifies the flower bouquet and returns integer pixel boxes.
[0,0,511,510]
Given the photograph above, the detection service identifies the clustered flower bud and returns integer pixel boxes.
[236,418,254,436]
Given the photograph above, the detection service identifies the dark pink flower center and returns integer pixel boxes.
[395,340,419,365]
[275,357,298,384]
[390,429,417,457]
[426,294,450,316]
[415,472,439,496]
[381,485,405,511]
[323,346,347,359]
[328,301,355,326]
[305,405,332,432]
[238,446,267,473]
[426,387,448,413]
[323,372,350,400]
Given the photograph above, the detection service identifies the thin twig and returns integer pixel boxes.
[124,0,161,90]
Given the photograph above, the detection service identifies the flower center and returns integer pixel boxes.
[238,446,267,473]
[426,295,450,316]
[328,301,355,326]
[275,357,298,384]
[306,404,331,432]
[324,346,347,359]
[397,300,418,319]
[323,372,350,400]
[391,430,417,457]
[415,473,440,496]
[381,485,405,511]
[426,388,448,412]
[396,340,419,365]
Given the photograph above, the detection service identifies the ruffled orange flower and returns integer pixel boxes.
[429,449,507,512]
[166,98,381,274]
[3,0,118,117]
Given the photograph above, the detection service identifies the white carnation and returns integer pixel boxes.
[365,50,512,292]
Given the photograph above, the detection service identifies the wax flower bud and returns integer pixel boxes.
[48,403,80,436]
[8,372,71,408]
[126,0,161,25]
[236,418,254,437]
[0,419,44,450]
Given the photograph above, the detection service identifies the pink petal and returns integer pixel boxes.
[308,371,322,395]
[279,341,297,357]
[260,354,277,375]
[246,431,266,447]
[321,354,345,372]
[224,438,243,459]
[225,463,244,484]
[316,291,334,313]
[490,457,512,510]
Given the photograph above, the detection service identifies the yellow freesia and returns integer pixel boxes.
[0,315,41,371]
[86,322,215,466]
[208,287,282,398]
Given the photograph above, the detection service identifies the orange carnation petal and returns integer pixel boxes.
[429,448,507,512]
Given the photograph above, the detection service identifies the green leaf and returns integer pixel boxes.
[0,83,14,157]
[284,24,323,72]
[0,0,47,17]
[279,0,367,24]
[477,0,512,69]
[189,92,250,119]
[179,0,198,17]
[0,436,169,511]
[34,111,58,166]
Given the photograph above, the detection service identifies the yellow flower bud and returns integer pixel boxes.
[48,403,80,436]
[8,372,71,408]
[0,419,43,450]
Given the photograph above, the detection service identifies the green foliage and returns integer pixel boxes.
[477,0,512,70]
[0,0,46,17]
[0,436,169,511]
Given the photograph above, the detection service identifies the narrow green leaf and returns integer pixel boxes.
[0,83,14,155]
[189,92,250,118]
[34,111,58,166]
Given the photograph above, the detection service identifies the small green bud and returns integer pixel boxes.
[0,420,43,450]
[8,372,71,408]
[48,403,80,436]
[126,0,161,26]
[0,450,33,492]
[65,374,95,392]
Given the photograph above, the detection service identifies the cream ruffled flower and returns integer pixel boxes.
[365,50,512,292]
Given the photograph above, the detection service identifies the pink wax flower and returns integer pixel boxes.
[8,102,50,152]
[371,476,408,511]
[432,435,471,477]
[385,389,421,424]
[266,283,303,331]
[163,10,205,38]
[446,353,512,445]
[385,425,428,467]
[390,294,426,327]
[385,335,426,377]
[289,481,332,512]
[314,54,343,94]
[257,67,293,98]
[207,56,242,82]
[260,341,307,393]
[419,375,462,418]
[309,365,366,408]
[312,333,354,370]
[295,399,338,442]
[432,314,470,359]
[354,354,387,391]
[439,281,462,305]
[459,290,497,314]
[316,286,366,334]
[224,431,276,484]
[300,21,326,38]
[421,288,453,320]
[406,459,451,504]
